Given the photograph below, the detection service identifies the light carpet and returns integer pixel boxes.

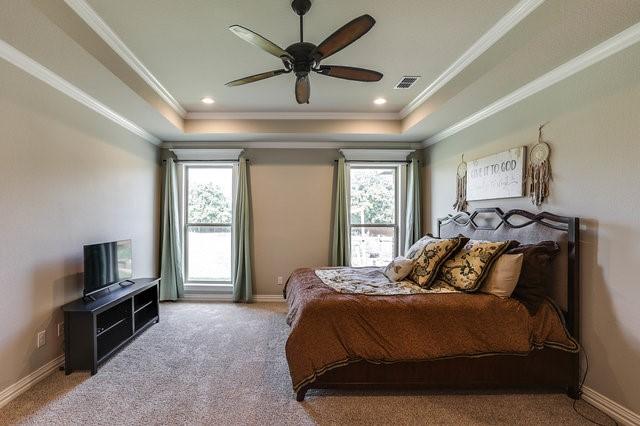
[0,302,611,425]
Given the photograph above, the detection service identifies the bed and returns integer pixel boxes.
[284,208,580,401]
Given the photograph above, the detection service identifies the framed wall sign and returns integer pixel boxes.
[466,146,527,201]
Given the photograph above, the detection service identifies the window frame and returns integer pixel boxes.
[180,163,236,290]
[347,163,406,266]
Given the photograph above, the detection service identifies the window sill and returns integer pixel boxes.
[185,283,232,294]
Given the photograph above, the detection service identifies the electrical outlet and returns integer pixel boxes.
[37,330,46,348]
[57,322,64,337]
[277,276,284,285]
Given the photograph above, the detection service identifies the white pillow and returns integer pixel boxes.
[383,256,414,282]
[479,253,524,298]
[405,236,434,260]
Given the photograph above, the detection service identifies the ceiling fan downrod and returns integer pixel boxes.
[292,0,311,42]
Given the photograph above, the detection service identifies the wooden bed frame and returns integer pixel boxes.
[295,208,580,401]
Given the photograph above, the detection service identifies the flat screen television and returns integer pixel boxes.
[83,239,133,296]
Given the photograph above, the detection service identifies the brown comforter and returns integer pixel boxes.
[284,268,579,392]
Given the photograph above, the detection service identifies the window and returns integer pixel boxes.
[349,166,401,267]
[184,165,234,284]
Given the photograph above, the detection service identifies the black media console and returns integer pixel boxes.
[62,278,160,375]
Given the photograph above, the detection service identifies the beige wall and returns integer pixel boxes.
[422,44,640,412]
[246,149,340,295]
[0,60,161,390]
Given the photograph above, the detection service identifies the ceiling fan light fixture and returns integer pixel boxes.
[201,96,215,104]
[373,97,387,105]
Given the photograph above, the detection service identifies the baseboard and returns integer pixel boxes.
[252,295,285,302]
[582,386,640,426]
[180,293,233,302]
[179,294,284,303]
[0,354,65,409]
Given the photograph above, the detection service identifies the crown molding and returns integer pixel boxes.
[161,141,422,150]
[64,0,187,118]
[400,0,545,118]
[186,111,401,120]
[422,21,640,147]
[0,39,161,144]
[582,386,640,426]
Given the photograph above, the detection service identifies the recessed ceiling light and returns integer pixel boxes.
[373,97,387,105]
[201,97,215,104]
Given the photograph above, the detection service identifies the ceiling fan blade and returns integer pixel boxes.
[313,15,375,61]
[315,65,383,82]
[226,69,288,87]
[295,75,310,104]
[229,25,293,60]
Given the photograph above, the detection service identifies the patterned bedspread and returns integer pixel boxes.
[314,267,460,295]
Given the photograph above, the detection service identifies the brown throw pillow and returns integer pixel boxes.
[508,241,560,314]
[408,237,468,287]
[480,253,524,298]
[438,240,517,292]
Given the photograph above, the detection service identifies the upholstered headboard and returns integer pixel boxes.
[438,208,580,341]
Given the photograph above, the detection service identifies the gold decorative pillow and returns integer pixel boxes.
[405,235,436,260]
[438,240,515,292]
[408,237,467,287]
[406,234,464,260]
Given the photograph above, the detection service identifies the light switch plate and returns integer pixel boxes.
[37,330,46,348]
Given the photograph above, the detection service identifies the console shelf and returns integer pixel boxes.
[134,300,154,314]
[62,278,160,375]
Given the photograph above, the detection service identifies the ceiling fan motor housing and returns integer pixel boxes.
[286,42,316,76]
[291,0,312,16]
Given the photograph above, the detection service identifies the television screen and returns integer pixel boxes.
[83,240,132,295]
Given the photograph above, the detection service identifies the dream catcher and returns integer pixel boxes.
[528,123,552,207]
[453,154,467,212]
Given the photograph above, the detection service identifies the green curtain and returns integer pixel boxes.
[159,158,184,301]
[331,157,350,266]
[232,157,253,302]
[404,158,422,254]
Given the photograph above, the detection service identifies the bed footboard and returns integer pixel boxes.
[295,349,577,401]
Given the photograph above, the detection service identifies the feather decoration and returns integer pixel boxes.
[528,124,552,207]
[453,155,467,212]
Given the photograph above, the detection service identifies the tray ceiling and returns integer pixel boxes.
[85,0,518,113]
[2,0,639,144]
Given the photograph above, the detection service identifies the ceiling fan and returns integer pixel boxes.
[225,0,383,104]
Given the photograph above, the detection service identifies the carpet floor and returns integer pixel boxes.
[0,302,611,425]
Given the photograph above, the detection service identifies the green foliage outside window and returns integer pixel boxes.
[350,169,395,224]
[188,182,232,224]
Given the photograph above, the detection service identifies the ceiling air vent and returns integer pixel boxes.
[394,76,420,89]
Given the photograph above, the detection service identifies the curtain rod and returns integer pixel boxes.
[163,159,249,163]
[335,160,416,164]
